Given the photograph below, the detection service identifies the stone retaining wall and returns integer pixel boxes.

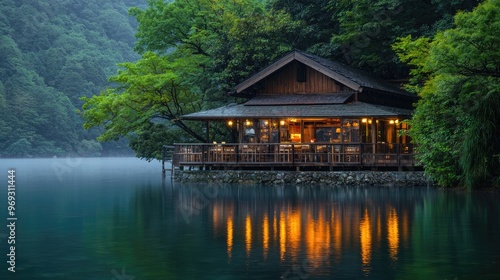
[173,170,432,186]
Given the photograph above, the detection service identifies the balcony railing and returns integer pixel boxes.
[170,143,418,169]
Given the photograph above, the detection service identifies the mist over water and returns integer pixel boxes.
[0,158,499,279]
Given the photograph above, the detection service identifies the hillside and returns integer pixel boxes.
[0,0,146,157]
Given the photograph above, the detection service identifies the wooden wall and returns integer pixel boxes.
[257,61,345,94]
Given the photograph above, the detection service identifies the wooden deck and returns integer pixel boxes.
[170,143,419,170]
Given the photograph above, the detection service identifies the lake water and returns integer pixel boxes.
[0,157,499,279]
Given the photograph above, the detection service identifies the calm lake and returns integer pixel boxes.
[0,157,499,279]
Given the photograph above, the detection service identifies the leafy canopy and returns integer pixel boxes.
[82,0,302,160]
[271,0,479,79]
[82,0,482,161]
[393,0,500,188]
[82,51,206,142]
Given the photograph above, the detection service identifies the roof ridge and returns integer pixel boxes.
[233,50,415,97]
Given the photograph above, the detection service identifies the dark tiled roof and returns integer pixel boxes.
[244,93,354,106]
[182,102,412,120]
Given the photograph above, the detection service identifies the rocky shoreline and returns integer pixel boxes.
[173,170,432,186]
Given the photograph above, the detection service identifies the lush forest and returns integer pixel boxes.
[82,0,479,156]
[0,0,147,157]
[394,0,500,188]
[1,0,497,188]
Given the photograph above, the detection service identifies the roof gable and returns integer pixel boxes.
[235,51,361,94]
[235,50,411,97]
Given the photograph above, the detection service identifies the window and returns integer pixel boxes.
[259,119,270,143]
[342,119,360,143]
[288,120,301,142]
[314,119,341,143]
[296,63,307,83]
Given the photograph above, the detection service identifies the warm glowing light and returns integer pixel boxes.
[306,215,317,264]
[362,118,367,123]
[212,206,220,235]
[263,214,269,259]
[227,216,233,261]
[264,120,269,125]
[360,209,372,274]
[227,120,233,126]
[389,120,395,124]
[214,200,405,274]
[290,118,298,122]
[279,211,286,260]
[280,120,285,126]
[387,207,399,261]
[395,119,399,124]
[289,211,301,260]
[245,214,252,256]
[332,210,342,262]
[245,120,252,126]
[273,211,278,240]
[290,133,301,140]
[304,210,331,268]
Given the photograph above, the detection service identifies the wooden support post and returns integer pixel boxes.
[359,144,363,165]
[161,145,175,178]
[206,121,210,143]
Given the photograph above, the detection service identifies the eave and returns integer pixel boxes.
[181,102,412,120]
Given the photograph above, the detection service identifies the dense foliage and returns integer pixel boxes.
[394,0,500,189]
[82,0,477,161]
[3,0,494,189]
[271,0,480,78]
[82,0,304,160]
[0,0,145,157]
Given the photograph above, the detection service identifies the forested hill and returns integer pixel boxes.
[0,0,146,157]
[0,0,482,159]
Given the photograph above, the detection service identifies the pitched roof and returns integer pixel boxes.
[181,51,415,121]
[181,102,412,120]
[235,50,413,97]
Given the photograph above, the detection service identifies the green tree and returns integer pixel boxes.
[271,0,480,79]
[394,0,500,189]
[81,51,208,159]
[130,0,300,92]
[5,138,32,157]
[83,0,301,160]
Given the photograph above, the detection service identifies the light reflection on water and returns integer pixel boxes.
[174,183,500,280]
[192,185,416,279]
[0,158,499,279]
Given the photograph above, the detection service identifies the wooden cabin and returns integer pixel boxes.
[173,50,419,170]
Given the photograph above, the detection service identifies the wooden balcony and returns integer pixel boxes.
[169,143,419,171]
